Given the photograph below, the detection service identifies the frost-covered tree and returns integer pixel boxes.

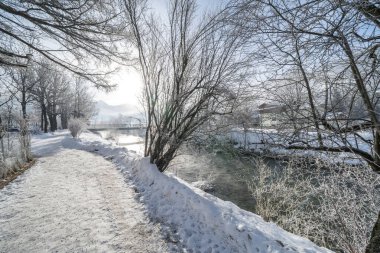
[30,63,95,132]
[230,0,380,250]
[0,0,129,89]
[123,0,250,171]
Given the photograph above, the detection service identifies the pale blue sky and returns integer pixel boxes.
[95,0,226,106]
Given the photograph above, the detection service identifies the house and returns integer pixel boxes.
[257,103,287,127]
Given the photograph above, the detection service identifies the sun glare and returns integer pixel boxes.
[94,68,143,106]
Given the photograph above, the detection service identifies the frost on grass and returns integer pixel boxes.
[246,158,380,253]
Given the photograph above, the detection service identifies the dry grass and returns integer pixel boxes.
[0,159,36,189]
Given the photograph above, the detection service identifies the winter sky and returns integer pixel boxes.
[94,0,224,106]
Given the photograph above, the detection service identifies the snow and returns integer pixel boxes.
[0,131,170,252]
[94,130,145,154]
[131,158,332,252]
[0,130,332,252]
[118,135,144,145]
[228,128,370,164]
[76,131,332,253]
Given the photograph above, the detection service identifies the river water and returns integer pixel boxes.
[95,129,257,212]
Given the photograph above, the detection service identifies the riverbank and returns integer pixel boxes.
[80,129,378,252]
[227,128,367,165]
[74,130,332,252]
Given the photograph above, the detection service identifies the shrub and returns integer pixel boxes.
[246,157,380,253]
[18,119,32,162]
[0,160,7,178]
[68,118,86,138]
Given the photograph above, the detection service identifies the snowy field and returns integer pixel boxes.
[0,130,332,252]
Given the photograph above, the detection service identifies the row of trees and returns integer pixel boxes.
[1,0,124,176]
[0,61,95,178]
[1,62,96,132]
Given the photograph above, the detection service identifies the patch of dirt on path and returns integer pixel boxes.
[0,149,169,253]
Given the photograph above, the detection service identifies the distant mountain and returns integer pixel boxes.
[92,100,143,122]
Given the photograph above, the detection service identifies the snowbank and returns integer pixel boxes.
[132,159,331,253]
[228,128,368,164]
[74,131,331,252]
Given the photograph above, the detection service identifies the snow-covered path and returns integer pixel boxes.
[0,133,169,253]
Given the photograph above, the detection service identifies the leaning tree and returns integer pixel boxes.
[123,0,251,171]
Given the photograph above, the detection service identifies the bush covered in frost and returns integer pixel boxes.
[246,158,380,253]
[68,118,86,138]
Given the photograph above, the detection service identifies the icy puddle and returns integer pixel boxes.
[0,149,169,253]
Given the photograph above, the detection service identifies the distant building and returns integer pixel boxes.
[257,103,287,127]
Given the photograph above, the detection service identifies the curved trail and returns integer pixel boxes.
[0,137,169,253]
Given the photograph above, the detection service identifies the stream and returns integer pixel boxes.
[95,129,269,213]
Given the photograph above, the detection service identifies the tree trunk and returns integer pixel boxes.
[0,137,4,161]
[373,130,380,173]
[48,115,53,131]
[47,102,58,132]
[42,104,48,133]
[367,131,380,252]
[61,112,68,129]
[40,109,43,131]
[53,116,57,131]
[48,114,57,132]
[244,129,248,150]
[366,211,380,253]
[0,116,4,161]
[44,113,48,133]
[21,101,27,120]
[19,119,30,162]
[21,85,27,119]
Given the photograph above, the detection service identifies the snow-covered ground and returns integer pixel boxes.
[228,128,369,164]
[0,130,332,252]
[95,130,144,154]
[75,131,332,252]
[0,131,170,253]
